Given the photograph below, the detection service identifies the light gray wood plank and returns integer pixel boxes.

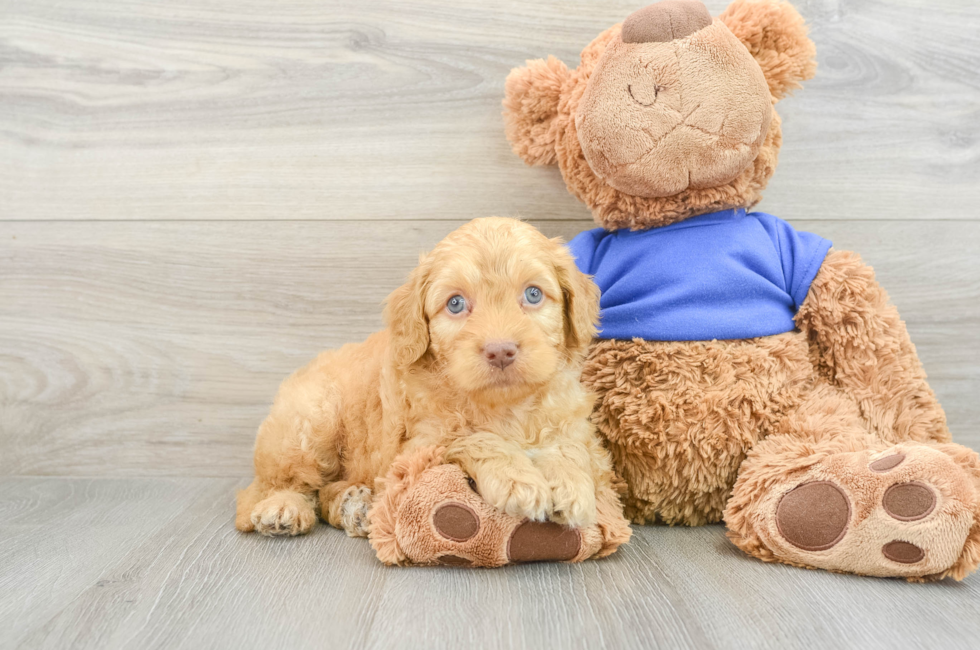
[633,524,980,650]
[3,478,979,650]
[1,0,978,222]
[1,219,977,477]
[0,477,238,650]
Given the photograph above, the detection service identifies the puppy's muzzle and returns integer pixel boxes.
[483,340,518,370]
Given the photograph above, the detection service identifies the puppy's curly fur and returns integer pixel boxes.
[235,217,615,537]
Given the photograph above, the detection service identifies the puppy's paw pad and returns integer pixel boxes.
[341,485,372,538]
[251,492,316,537]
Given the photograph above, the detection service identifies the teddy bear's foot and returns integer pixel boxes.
[727,441,980,580]
[369,447,631,567]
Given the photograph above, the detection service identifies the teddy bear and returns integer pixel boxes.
[494,0,980,580]
[363,0,980,578]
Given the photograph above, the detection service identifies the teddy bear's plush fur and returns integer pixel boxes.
[369,446,631,566]
[502,0,980,581]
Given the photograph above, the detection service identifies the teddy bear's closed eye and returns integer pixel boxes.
[627,82,662,106]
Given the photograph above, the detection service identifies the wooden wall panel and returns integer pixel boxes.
[2,219,977,477]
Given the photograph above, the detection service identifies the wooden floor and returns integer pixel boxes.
[2,0,979,648]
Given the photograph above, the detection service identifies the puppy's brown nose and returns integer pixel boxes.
[621,0,712,44]
[483,340,518,370]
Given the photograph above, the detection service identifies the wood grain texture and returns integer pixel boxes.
[0,477,239,649]
[1,0,980,647]
[0,0,978,222]
[2,478,979,650]
[1,219,977,477]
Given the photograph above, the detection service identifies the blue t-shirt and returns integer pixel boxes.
[568,208,832,341]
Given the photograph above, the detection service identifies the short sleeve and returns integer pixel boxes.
[753,213,832,309]
[567,227,606,276]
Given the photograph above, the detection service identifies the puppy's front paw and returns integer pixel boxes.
[550,477,597,528]
[250,491,317,537]
[479,470,553,522]
[340,485,372,538]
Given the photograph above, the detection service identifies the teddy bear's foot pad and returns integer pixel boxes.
[765,444,978,578]
[775,481,850,551]
[432,503,480,542]
[507,521,581,563]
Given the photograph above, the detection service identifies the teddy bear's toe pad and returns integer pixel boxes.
[870,453,905,472]
[882,482,935,521]
[507,521,581,563]
[882,540,925,564]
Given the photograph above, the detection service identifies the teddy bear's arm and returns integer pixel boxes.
[794,248,949,444]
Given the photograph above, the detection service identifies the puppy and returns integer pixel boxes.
[235,217,614,537]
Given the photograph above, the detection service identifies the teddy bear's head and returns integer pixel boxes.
[504,0,816,230]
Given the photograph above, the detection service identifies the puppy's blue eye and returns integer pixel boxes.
[524,286,544,304]
[447,295,467,314]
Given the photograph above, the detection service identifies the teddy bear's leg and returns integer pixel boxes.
[369,447,631,567]
[725,383,980,581]
[796,249,950,445]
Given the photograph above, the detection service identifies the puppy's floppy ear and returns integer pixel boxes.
[384,254,431,369]
[720,0,816,101]
[552,240,600,360]
[503,56,570,166]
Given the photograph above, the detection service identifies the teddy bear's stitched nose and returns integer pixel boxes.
[621,0,712,44]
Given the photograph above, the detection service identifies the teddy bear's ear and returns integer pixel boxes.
[503,56,570,166]
[720,0,817,101]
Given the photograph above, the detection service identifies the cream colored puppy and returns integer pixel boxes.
[236,217,615,537]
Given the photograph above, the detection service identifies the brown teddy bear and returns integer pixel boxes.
[498,0,980,580]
